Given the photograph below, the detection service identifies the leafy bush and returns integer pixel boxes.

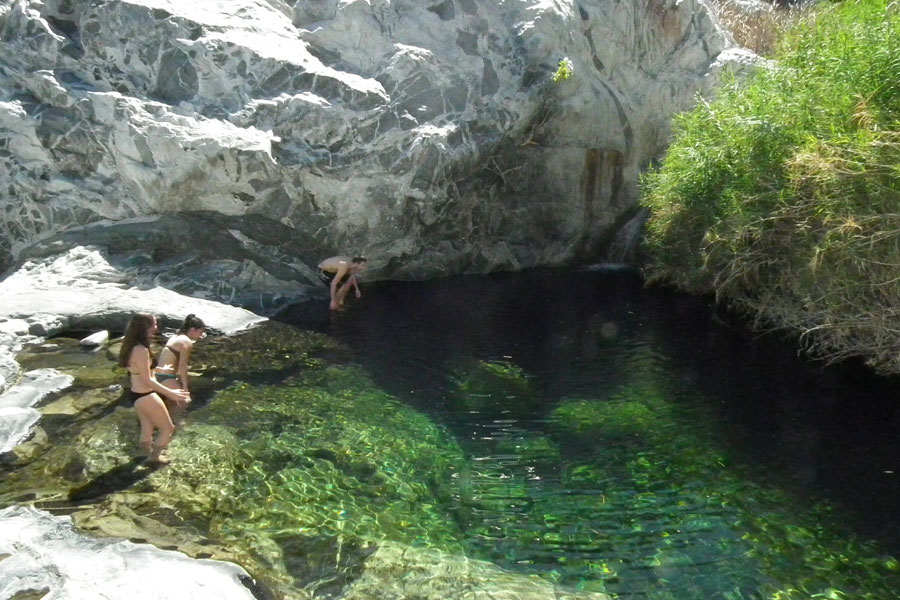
[640,0,900,372]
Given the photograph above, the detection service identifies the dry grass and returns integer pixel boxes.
[703,132,900,374]
[709,0,814,56]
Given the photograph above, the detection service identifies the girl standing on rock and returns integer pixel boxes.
[118,313,190,464]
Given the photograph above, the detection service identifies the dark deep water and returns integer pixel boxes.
[278,266,900,596]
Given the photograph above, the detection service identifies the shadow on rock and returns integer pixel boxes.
[67,456,162,502]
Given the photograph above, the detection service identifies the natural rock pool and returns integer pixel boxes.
[3,268,899,599]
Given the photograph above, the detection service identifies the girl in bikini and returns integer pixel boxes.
[118,313,190,464]
[154,314,206,413]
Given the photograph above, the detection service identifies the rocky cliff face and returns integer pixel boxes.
[0,0,749,313]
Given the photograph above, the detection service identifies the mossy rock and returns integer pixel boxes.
[192,321,340,385]
[549,398,656,444]
[191,367,468,587]
[450,359,537,414]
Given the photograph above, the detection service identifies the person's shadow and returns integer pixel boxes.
[67,456,163,503]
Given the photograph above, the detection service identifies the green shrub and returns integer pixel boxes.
[640,0,900,372]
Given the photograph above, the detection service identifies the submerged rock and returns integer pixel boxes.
[0,319,622,600]
[342,540,611,600]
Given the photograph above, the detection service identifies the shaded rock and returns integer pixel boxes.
[17,212,326,317]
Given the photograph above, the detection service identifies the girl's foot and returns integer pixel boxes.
[147,444,171,464]
[148,454,171,465]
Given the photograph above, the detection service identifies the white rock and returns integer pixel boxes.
[0,506,258,600]
[79,330,109,347]
[0,319,29,336]
[0,0,748,278]
[0,369,74,453]
[0,407,42,454]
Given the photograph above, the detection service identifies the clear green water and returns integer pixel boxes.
[278,268,900,599]
[4,268,900,599]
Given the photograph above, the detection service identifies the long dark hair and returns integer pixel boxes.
[118,313,155,368]
[178,313,206,334]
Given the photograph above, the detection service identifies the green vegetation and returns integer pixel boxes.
[552,57,574,83]
[640,0,900,373]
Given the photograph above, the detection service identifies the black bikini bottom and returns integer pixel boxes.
[128,390,154,406]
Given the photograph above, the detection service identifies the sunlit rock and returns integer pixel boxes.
[79,330,109,347]
[0,505,260,600]
[0,318,29,336]
[1,246,266,334]
[0,368,73,453]
[1,0,745,292]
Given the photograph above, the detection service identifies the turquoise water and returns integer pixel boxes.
[279,267,900,599]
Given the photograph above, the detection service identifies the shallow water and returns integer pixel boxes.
[5,267,900,599]
[280,267,900,599]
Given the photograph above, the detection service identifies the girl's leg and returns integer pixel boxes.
[134,394,176,463]
[136,409,154,456]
